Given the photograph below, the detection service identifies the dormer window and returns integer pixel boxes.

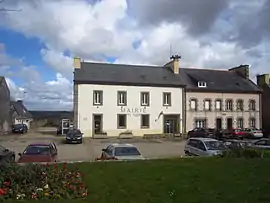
[198,81,207,88]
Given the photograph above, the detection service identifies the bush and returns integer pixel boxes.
[0,163,88,202]
[222,147,270,158]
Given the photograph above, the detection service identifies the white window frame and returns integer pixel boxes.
[226,99,233,111]
[249,100,256,111]
[237,118,244,129]
[215,100,222,111]
[197,81,207,88]
[190,99,197,110]
[141,92,149,106]
[163,92,171,106]
[118,91,127,106]
[204,99,211,111]
[195,119,207,128]
[249,118,256,128]
[93,90,102,105]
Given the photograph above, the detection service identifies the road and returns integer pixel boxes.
[0,130,186,162]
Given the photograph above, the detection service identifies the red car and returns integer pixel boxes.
[231,128,246,139]
[18,142,58,163]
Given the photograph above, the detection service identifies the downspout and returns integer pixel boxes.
[182,87,186,136]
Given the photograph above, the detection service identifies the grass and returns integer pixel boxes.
[13,158,270,203]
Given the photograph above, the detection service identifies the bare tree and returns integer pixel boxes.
[0,0,21,12]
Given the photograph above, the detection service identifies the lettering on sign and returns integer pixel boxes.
[120,107,147,115]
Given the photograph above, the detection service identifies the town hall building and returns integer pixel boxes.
[73,56,185,138]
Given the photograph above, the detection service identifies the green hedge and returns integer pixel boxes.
[222,147,270,158]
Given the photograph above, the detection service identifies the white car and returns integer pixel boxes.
[184,137,226,157]
[99,143,145,161]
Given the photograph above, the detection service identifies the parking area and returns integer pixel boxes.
[0,129,186,162]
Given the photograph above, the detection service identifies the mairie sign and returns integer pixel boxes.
[120,107,147,114]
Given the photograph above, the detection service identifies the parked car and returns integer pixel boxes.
[18,142,58,163]
[66,129,83,144]
[244,128,264,139]
[187,128,211,138]
[184,137,226,156]
[251,138,270,150]
[12,124,28,134]
[97,143,145,161]
[223,139,252,149]
[0,145,15,165]
[230,128,246,139]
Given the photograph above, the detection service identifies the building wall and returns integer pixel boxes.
[14,118,32,129]
[0,78,11,134]
[261,87,270,134]
[186,92,261,131]
[76,84,184,137]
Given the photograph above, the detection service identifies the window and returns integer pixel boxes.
[141,92,149,106]
[237,118,244,129]
[226,99,233,111]
[117,114,127,129]
[197,141,206,151]
[195,119,207,128]
[190,99,197,111]
[215,99,222,111]
[197,81,207,87]
[249,100,256,111]
[249,117,256,128]
[93,90,103,105]
[141,114,150,128]
[204,99,211,111]
[117,91,127,106]
[163,92,171,106]
[236,99,244,111]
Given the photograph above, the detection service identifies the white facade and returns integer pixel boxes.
[75,84,184,137]
[14,118,32,129]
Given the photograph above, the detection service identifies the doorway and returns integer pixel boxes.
[163,114,180,134]
[93,114,103,135]
[216,118,222,129]
[226,118,233,130]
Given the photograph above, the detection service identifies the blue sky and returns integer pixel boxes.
[0,0,269,110]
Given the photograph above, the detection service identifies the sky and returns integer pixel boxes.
[0,0,270,111]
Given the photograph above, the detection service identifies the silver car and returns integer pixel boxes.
[100,143,145,161]
[251,138,270,150]
[184,137,226,157]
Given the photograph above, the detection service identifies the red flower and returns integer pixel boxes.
[3,181,10,187]
[0,188,7,196]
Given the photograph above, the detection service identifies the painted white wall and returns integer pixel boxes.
[76,84,184,137]
[14,118,32,129]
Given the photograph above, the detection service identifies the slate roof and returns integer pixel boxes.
[179,68,261,93]
[74,61,261,93]
[74,62,185,87]
[10,101,32,119]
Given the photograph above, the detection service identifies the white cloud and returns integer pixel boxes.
[0,0,270,110]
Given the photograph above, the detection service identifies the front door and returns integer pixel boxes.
[227,118,233,130]
[216,118,222,129]
[93,114,103,135]
[163,115,180,134]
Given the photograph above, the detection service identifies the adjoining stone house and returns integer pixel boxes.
[0,76,11,134]
[179,65,262,131]
[73,56,185,138]
[10,100,33,129]
[257,73,270,135]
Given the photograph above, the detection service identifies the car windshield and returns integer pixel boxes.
[204,141,226,150]
[114,147,141,156]
[23,145,50,155]
[67,129,80,135]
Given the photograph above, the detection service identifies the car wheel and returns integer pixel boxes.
[185,151,191,156]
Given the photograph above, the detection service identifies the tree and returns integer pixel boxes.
[0,0,21,12]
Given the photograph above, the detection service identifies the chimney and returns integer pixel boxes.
[164,54,181,74]
[229,64,250,79]
[257,74,270,88]
[74,57,81,69]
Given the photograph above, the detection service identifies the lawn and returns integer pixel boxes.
[11,158,270,203]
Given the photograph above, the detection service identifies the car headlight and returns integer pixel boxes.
[66,137,71,139]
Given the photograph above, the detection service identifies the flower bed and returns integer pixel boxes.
[0,163,88,202]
